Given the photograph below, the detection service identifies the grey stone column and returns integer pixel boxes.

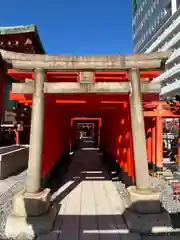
[129,68,151,191]
[26,68,45,193]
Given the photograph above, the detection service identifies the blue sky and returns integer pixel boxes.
[0,0,132,55]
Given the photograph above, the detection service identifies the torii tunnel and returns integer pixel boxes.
[9,70,161,183]
[0,49,172,197]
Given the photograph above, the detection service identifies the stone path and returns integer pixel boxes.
[39,149,140,240]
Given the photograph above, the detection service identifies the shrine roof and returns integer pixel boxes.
[0,24,45,54]
[0,25,37,35]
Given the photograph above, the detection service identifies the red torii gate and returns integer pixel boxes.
[144,101,180,171]
[9,69,163,180]
[9,69,180,178]
[10,69,177,176]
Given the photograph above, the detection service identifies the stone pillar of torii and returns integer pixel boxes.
[0,49,172,236]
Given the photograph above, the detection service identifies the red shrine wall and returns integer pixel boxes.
[101,103,135,182]
[40,94,160,181]
[41,104,71,177]
[7,88,159,182]
[40,100,136,181]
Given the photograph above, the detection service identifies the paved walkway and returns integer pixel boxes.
[39,149,140,240]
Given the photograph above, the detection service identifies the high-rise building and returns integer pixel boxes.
[132,0,180,53]
[133,0,180,98]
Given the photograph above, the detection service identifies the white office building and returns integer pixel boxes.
[133,0,180,98]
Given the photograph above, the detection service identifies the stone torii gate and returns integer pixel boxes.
[0,49,171,236]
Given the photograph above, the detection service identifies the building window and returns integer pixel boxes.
[133,0,137,16]
[177,0,180,9]
[157,15,160,25]
[149,27,151,35]
[151,6,154,14]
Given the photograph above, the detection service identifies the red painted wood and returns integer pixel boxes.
[156,106,163,169]
[145,119,152,164]
[8,69,161,82]
[178,121,180,167]
[41,104,70,176]
[4,69,166,182]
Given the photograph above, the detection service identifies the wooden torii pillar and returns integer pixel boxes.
[156,104,163,171]
[0,49,171,237]
[178,121,180,172]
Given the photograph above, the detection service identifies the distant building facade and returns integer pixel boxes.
[133,0,180,98]
[132,0,179,53]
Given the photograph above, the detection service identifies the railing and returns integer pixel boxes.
[161,31,180,51]
[145,17,180,52]
[154,63,180,82]
[146,16,180,95]
[144,7,180,53]
[161,80,180,96]
[166,47,180,64]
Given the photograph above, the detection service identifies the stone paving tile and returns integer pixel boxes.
[39,149,133,240]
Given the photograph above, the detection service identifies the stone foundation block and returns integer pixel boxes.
[12,188,51,217]
[127,186,162,214]
[5,205,57,239]
[123,209,172,234]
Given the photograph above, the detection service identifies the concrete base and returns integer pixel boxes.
[5,205,57,239]
[127,186,162,214]
[0,146,29,180]
[123,209,172,234]
[12,188,51,217]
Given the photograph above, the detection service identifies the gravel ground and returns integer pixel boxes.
[0,171,27,239]
[150,176,180,214]
[114,176,180,214]
[114,176,180,234]
[150,176,180,229]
